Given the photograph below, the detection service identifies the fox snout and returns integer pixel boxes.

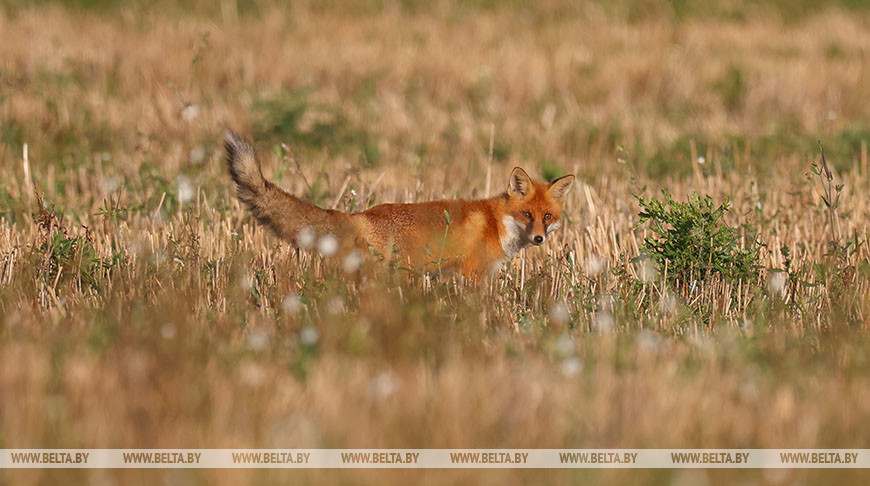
[529,220,547,245]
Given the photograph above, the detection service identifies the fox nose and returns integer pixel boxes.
[533,235,544,245]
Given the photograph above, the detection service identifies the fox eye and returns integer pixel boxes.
[523,211,532,219]
[544,213,552,221]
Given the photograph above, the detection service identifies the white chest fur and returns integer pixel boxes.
[499,215,528,260]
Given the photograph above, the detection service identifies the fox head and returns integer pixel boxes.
[503,167,575,248]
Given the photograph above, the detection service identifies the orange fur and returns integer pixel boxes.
[224,130,574,279]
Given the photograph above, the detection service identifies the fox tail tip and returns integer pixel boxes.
[222,128,247,160]
[223,128,264,194]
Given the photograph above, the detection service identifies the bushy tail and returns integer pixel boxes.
[224,130,266,206]
[223,130,353,248]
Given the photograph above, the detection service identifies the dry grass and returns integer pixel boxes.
[2,1,870,484]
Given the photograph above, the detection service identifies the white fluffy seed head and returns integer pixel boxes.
[594,311,614,332]
[317,234,338,256]
[585,254,605,276]
[299,325,319,346]
[176,175,195,204]
[561,357,583,377]
[768,271,788,298]
[296,228,315,250]
[282,293,302,314]
[101,177,119,194]
[660,291,678,314]
[189,144,206,165]
[369,371,397,400]
[342,250,363,273]
[549,302,570,326]
[635,330,663,352]
[637,257,658,283]
[161,323,176,340]
[246,329,269,351]
[239,273,254,291]
[181,103,199,121]
[239,361,266,387]
[326,296,344,315]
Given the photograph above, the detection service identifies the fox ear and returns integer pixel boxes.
[508,167,533,200]
[547,174,575,203]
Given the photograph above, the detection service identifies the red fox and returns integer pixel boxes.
[224,130,574,279]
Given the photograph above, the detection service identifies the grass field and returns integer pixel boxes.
[2,0,870,484]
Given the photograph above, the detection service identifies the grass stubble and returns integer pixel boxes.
[2,1,870,484]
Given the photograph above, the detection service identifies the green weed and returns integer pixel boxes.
[636,191,760,287]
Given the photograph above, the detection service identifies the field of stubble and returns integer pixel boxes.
[2,0,870,484]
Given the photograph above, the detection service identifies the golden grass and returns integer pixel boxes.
[2,1,870,484]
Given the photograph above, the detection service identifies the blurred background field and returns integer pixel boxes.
[2,0,870,484]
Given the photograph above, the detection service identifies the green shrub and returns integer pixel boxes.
[38,230,123,292]
[713,65,747,112]
[636,191,760,287]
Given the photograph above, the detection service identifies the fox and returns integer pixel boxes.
[224,130,574,279]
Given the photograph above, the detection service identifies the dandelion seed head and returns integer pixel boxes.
[175,175,195,204]
[189,144,206,165]
[585,254,605,276]
[296,228,315,250]
[594,311,614,332]
[161,323,176,340]
[101,177,119,194]
[326,296,344,315]
[239,273,254,291]
[282,293,302,315]
[561,357,583,377]
[299,325,319,346]
[548,302,570,326]
[638,257,658,283]
[369,371,397,400]
[768,272,787,298]
[317,235,338,256]
[636,330,663,352]
[661,291,678,313]
[240,361,266,387]
[181,103,199,121]
[342,250,363,273]
[596,294,615,312]
[246,329,269,351]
